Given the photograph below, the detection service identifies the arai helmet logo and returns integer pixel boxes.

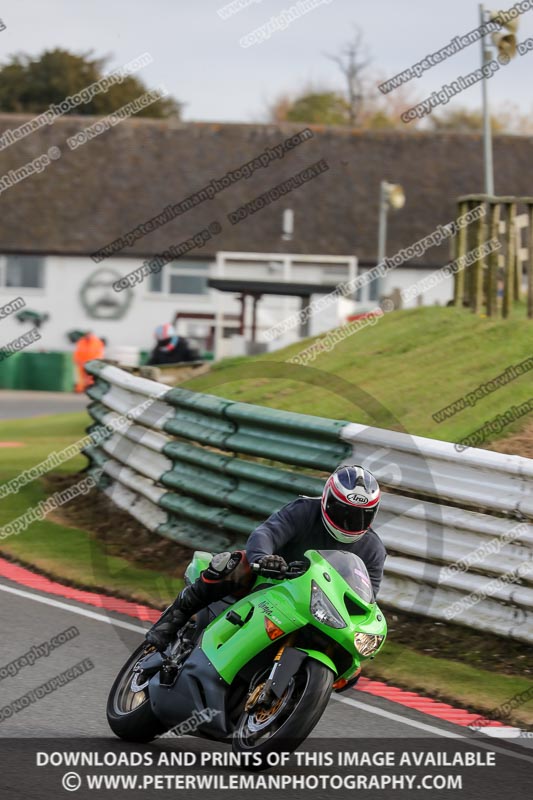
[346,493,368,504]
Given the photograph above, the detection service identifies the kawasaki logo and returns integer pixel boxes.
[347,493,368,504]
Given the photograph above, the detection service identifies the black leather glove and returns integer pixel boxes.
[257,555,288,573]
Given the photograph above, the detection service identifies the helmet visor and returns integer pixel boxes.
[324,488,376,533]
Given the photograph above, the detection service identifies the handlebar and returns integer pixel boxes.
[250,560,308,579]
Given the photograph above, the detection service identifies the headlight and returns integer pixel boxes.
[310,580,346,629]
[354,632,384,657]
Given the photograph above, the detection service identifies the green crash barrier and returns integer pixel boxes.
[164,412,236,448]
[0,351,75,392]
[83,446,113,492]
[158,517,239,551]
[84,361,109,379]
[162,441,322,515]
[83,444,109,472]
[82,363,348,550]
[165,386,348,438]
[161,463,297,518]
[159,492,260,536]
[80,363,533,646]
[163,383,351,468]
[221,427,348,470]
[225,401,348,438]
[162,440,325,495]
[85,381,112,404]
[86,402,114,428]
[165,386,234,417]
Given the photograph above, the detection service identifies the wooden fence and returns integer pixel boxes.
[454,194,533,319]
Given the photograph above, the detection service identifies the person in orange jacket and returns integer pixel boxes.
[73,331,105,392]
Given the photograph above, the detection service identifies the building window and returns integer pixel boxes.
[149,269,163,293]
[169,273,207,294]
[149,261,208,295]
[4,255,44,288]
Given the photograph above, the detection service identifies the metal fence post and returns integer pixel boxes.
[487,201,501,317]
[503,202,516,319]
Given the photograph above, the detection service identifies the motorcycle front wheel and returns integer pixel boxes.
[106,643,167,742]
[233,658,333,762]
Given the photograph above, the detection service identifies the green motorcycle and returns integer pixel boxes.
[107,548,387,759]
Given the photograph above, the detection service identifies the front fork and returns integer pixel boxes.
[246,639,308,710]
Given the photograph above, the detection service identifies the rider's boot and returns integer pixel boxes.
[146,551,249,652]
[145,579,214,652]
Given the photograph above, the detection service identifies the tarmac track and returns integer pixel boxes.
[0,569,532,800]
[0,391,87,420]
[1,398,532,798]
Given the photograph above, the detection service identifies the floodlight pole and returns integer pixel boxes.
[480,3,495,195]
[376,180,389,299]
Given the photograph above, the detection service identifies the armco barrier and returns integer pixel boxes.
[83,361,533,644]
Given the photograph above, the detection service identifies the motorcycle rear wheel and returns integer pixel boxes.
[233,658,333,763]
[106,643,167,742]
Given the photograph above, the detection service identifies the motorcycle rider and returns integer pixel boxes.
[147,323,198,366]
[146,465,386,652]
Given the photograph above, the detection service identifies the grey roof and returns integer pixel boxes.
[0,114,532,268]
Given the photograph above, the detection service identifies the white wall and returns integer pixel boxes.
[382,267,454,309]
[0,254,219,355]
[0,254,454,359]
[0,254,357,356]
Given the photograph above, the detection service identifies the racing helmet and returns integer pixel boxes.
[321,465,381,543]
[154,323,178,351]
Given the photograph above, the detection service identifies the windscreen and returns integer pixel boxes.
[317,550,375,603]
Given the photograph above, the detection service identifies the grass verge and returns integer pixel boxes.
[184,305,533,450]
[0,413,183,606]
[365,641,533,728]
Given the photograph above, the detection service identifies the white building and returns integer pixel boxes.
[1,116,510,368]
[0,247,453,364]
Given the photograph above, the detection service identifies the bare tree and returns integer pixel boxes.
[325,26,371,127]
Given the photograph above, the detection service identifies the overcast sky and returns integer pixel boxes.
[2,0,532,124]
